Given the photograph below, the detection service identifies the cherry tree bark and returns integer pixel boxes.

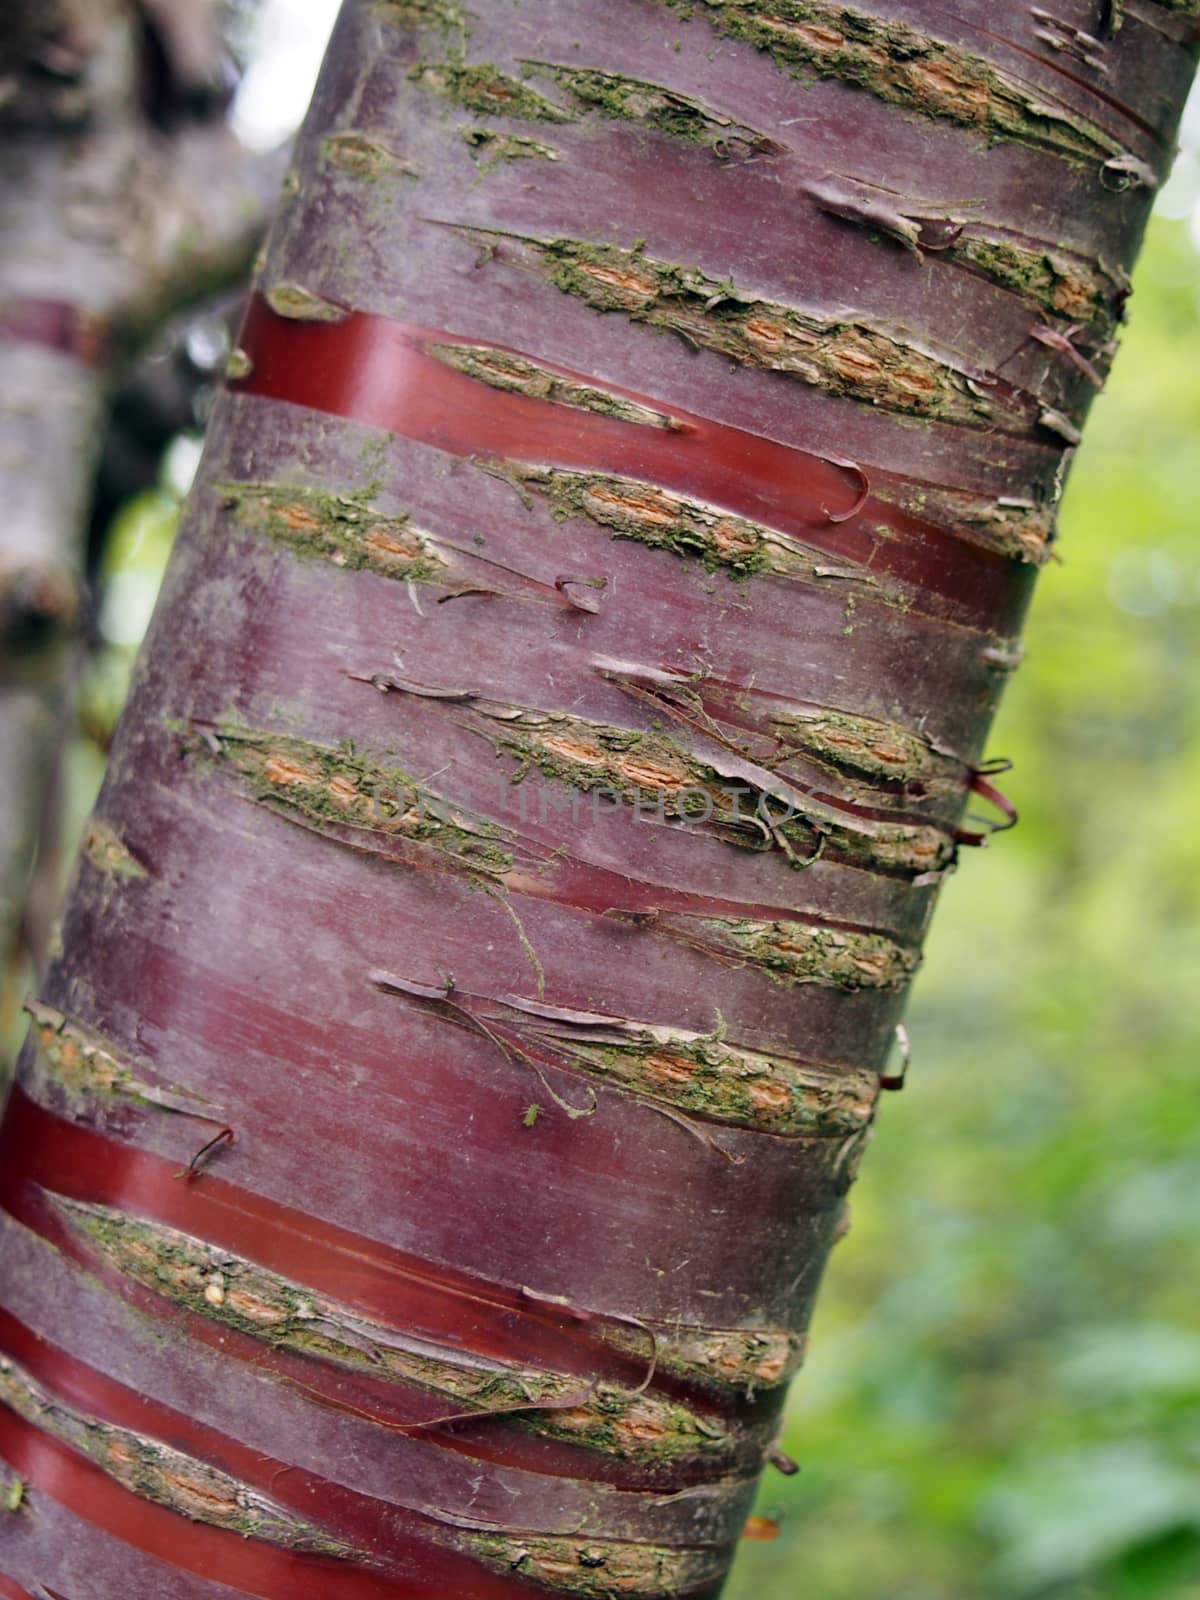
[0,3,1196,1596]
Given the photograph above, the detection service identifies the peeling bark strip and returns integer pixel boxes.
[803,178,1128,333]
[55,1200,730,1464]
[427,345,683,430]
[22,999,217,1125]
[227,293,1040,634]
[469,698,955,873]
[493,1004,878,1138]
[705,918,918,991]
[463,1531,727,1598]
[658,0,1139,167]
[0,1084,751,1407]
[1,1,1193,1595]
[465,229,1039,432]
[493,464,840,580]
[518,60,781,152]
[190,722,515,875]
[0,1352,360,1559]
[323,130,424,180]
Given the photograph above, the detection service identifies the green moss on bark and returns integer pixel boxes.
[0,1352,357,1557]
[663,0,1127,165]
[463,1530,727,1598]
[496,462,872,584]
[953,235,1123,331]
[710,917,919,991]
[59,1200,730,1466]
[23,998,212,1122]
[460,127,562,168]
[264,282,346,322]
[608,1322,806,1395]
[521,59,778,152]
[467,229,1020,428]
[190,724,515,878]
[215,481,449,583]
[531,1014,878,1137]
[412,61,572,121]
[769,707,963,788]
[80,818,149,879]
[322,131,423,181]
[474,698,953,872]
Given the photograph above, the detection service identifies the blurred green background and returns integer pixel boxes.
[12,10,1200,1592]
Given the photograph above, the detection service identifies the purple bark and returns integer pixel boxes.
[0,3,1195,1596]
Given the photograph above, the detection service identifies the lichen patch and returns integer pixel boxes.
[189,725,514,878]
[467,230,1020,428]
[497,463,864,583]
[57,1200,728,1465]
[411,61,572,121]
[666,0,1124,164]
[711,918,919,991]
[215,481,449,583]
[463,1530,727,1598]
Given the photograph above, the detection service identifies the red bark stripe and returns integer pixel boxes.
[229,297,1032,634]
[0,1088,649,1385]
[0,1310,557,1599]
[0,1578,39,1600]
[1,1195,723,1493]
[0,1407,447,1600]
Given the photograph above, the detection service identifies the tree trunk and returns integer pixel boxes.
[1,3,1195,1596]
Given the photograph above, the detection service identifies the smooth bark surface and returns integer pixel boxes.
[1,3,1196,1596]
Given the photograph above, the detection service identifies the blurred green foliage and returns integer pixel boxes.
[25,212,1200,1600]
[727,215,1200,1600]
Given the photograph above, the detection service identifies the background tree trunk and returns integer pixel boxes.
[1,3,1196,1596]
[0,0,279,1011]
